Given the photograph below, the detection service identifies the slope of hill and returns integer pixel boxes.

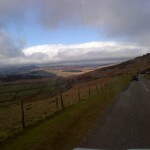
[75,53,150,81]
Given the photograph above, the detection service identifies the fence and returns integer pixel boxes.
[0,76,118,142]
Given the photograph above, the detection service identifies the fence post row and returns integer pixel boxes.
[1,77,115,133]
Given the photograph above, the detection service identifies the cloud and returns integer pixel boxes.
[0,0,30,63]
[36,0,150,44]
[22,41,150,65]
[0,0,150,43]
[0,0,33,21]
[1,0,150,44]
[0,30,24,59]
[0,41,149,67]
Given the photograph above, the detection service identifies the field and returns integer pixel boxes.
[0,77,69,106]
[40,64,112,77]
[0,75,130,150]
[0,75,126,142]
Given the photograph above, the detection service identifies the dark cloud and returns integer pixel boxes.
[0,0,30,61]
[36,0,150,44]
[0,0,34,28]
[0,0,150,43]
[0,30,24,58]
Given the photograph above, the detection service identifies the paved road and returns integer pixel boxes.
[80,75,150,150]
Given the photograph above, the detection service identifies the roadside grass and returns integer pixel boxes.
[1,76,130,150]
[145,74,150,80]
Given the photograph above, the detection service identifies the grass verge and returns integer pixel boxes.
[0,76,130,150]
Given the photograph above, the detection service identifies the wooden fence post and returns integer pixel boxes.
[60,91,64,109]
[96,84,98,94]
[105,83,107,89]
[77,88,81,101]
[108,82,110,88]
[20,98,25,129]
[55,96,59,109]
[98,82,101,91]
[88,84,91,96]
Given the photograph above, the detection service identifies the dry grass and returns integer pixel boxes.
[0,75,130,150]
[43,67,94,77]
[0,76,120,142]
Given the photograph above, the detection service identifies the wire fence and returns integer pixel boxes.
[0,76,118,142]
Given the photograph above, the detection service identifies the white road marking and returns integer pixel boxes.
[140,80,150,93]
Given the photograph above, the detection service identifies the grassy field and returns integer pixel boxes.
[43,67,94,77]
[0,77,69,105]
[0,76,114,142]
[0,75,130,150]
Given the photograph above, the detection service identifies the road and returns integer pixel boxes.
[80,75,150,150]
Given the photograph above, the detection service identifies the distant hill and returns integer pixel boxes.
[1,53,150,82]
[0,65,40,76]
[0,70,56,82]
[27,70,56,78]
[75,53,150,81]
[0,65,57,82]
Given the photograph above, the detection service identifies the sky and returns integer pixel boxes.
[0,0,150,67]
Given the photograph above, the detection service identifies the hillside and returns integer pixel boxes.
[76,53,150,81]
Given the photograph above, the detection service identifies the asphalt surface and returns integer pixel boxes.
[80,75,150,150]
